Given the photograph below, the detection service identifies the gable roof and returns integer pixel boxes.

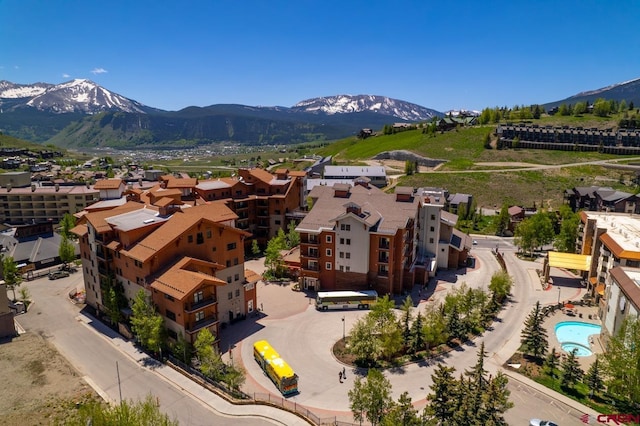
[93,178,124,190]
[150,256,226,300]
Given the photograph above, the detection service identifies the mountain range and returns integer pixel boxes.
[1,77,639,149]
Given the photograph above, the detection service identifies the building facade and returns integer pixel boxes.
[73,201,258,346]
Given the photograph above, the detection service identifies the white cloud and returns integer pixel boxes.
[91,67,108,75]
[62,73,70,78]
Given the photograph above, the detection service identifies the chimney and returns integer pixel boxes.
[55,183,60,192]
[6,184,11,192]
[31,184,36,192]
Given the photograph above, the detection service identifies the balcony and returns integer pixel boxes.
[257,210,269,217]
[378,240,390,249]
[301,235,319,245]
[305,264,319,271]
[184,296,217,313]
[378,255,389,264]
[303,249,319,258]
[186,315,219,334]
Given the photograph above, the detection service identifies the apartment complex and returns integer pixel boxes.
[603,266,640,338]
[296,182,470,295]
[72,201,258,345]
[565,185,640,214]
[576,211,640,332]
[0,172,99,224]
[194,168,306,248]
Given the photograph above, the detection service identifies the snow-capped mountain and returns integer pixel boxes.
[292,95,441,121]
[0,79,147,114]
[544,77,640,109]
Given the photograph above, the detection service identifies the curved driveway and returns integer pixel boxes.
[238,244,590,425]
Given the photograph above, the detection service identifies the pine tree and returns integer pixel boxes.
[560,349,584,389]
[400,295,413,349]
[447,304,465,342]
[348,369,393,426]
[409,311,425,354]
[425,364,458,424]
[480,372,514,425]
[543,347,559,377]
[584,357,604,398]
[520,301,548,360]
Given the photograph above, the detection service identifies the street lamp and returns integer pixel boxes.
[557,286,561,305]
[342,316,345,342]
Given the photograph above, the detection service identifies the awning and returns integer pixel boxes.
[589,277,598,285]
[564,303,575,309]
[596,283,605,296]
[548,251,591,271]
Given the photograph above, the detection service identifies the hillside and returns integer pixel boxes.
[317,114,640,209]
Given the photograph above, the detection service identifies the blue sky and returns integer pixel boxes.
[1,0,639,112]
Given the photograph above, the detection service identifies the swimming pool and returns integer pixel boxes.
[554,321,601,357]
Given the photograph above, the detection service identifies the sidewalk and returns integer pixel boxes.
[77,312,310,426]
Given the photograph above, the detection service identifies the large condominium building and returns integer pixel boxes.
[195,168,306,249]
[576,211,640,321]
[0,172,99,224]
[296,181,419,295]
[72,201,258,346]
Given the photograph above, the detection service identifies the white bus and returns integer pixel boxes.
[315,290,378,311]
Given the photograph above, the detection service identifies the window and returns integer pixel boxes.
[227,276,232,284]
[234,257,238,265]
[164,294,174,301]
[326,249,332,257]
[325,262,332,270]
[188,235,193,243]
[429,238,434,243]
[194,291,203,303]
[340,224,351,231]
[227,242,237,250]
[196,232,204,244]
[339,265,344,271]
[326,235,332,243]
[235,289,240,297]
[167,329,178,339]
[235,273,240,281]
[340,238,344,245]
[339,252,344,258]
[345,266,351,272]
[275,220,281,225]
[226,260,231,267]
[430,226,435,232]
[166,310,176,321]
[431,214,436,220]
[228,291,233,300]
[207,229,212,238]
[346,238,351,245]
[195,311,205,322]
[346,252,351,259]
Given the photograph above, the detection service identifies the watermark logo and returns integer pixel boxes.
[581,413,592,424]
[582,413,640,424]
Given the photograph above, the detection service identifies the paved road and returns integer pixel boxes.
[16,274,293,426]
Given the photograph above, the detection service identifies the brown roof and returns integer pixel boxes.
[167,178,198,188]
[70,224,88,237]
[299,184,418,235]
[93,178,124,190]
[154,197,184,207]
[124,203,243,262]
[248,168,275,183]
[245,269,261,283]
[150,257,225,300]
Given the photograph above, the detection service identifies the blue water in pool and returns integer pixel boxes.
[554,321,601,357]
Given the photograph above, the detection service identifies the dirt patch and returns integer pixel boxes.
[0,332,99,425]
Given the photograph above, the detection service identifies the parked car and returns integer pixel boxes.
[48,270,70,280]
[529,420,558,426]
[472,240,478,245]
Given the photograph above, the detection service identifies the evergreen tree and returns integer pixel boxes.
[543,347,559,377]
[286,221,300,249]
[481,372,514,425]
[400,295,413,348]
[59,213,76,239]
[67,394,179,426]
[409,311,425,354]
[447,304,465,342]
[495,203,510,236]
[584,357,604,398]
[382,391,421,426]
[425,364,458,423]
[520,301,548,360]
[560,349,584,389]
[251,239,261,258]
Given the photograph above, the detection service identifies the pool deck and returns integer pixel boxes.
[544,305,604,370]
